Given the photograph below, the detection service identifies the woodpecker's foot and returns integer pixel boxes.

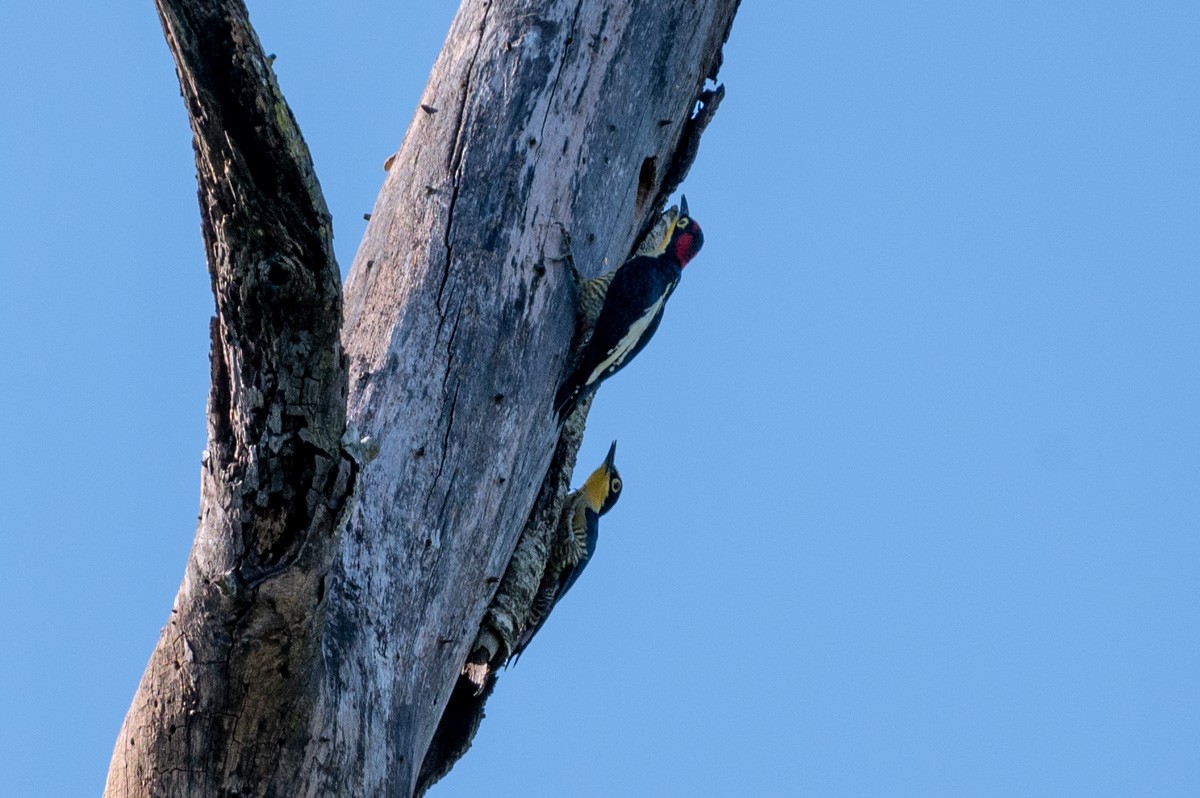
[549,222,582,284]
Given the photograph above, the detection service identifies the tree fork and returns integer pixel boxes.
[107,1,739,796]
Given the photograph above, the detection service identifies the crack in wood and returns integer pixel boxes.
[535,0,586,149]
[439,1,494,314]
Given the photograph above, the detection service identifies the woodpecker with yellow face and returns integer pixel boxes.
[512,441,623,661]
[554,196,705,421]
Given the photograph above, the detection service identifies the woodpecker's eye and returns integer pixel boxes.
[676,217,690,229]
[610,478,622,493]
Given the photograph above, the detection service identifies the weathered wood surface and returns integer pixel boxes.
[107,0,738,796]
[105,0,354,795]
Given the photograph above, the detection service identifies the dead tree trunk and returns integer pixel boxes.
[106,1,738,796]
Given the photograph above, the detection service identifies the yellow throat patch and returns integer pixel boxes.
[579,462,612,513]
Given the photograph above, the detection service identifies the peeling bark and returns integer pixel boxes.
[107,1,739,796]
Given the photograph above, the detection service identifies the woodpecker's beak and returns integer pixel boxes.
[679,194,689,217]
[604,440,617,471]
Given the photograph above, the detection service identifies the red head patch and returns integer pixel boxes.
[672,219,704,267]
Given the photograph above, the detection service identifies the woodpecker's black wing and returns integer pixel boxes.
[555,256,682,419]
[556,507,599,600]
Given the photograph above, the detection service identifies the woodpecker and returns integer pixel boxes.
[512,441,622,661]
[554,196,705,421]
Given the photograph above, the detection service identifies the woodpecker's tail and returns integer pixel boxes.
[554,379,583,422]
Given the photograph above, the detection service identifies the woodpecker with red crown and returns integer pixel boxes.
[554,196,705,421]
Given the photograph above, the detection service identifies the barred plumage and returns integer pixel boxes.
[512,441,622,661]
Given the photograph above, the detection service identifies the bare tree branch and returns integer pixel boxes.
[107,1,739,795]
[106,0,351,795]
[159,0,348,575]
[328,3,740,794]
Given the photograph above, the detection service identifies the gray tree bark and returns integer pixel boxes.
[106,1,738,796]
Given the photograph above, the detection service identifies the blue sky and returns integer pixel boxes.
[2,2,1198,796]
